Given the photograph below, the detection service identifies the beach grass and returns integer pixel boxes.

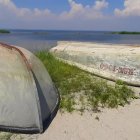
[36,51,137,113]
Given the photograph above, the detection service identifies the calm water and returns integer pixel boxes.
[0,30,140,52]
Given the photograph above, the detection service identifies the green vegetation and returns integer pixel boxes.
[112,31,140,35]
[36,51,137,113]
[0,29,10,34]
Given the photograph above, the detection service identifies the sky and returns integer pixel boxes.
[0,0,140,31]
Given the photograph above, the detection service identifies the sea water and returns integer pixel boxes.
[0,30,140,52]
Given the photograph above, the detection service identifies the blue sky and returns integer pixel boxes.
[12,0,124,13]
[0,0,140,31]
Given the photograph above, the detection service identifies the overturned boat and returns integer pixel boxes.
[50,41,140,87]
[0,42,60,134]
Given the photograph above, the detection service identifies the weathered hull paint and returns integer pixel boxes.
[50,41,140,87]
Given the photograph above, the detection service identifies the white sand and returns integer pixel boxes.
[39,99,140,140]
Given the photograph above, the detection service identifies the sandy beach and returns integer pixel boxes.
[37,99,140,140]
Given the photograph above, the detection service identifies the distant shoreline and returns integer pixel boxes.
[0,29,10,34]
[112,31,140,35]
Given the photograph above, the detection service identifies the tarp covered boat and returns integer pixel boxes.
[0,42,59,134]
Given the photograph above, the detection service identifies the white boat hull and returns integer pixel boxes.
[51,41,140,86]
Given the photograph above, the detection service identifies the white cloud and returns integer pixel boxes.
[0,0,139,31]
[94,0,108,10]
[0,0,53,19]
[60,0,108,20]
[0,0,30,17]
[0,0,110,29]
[0,0,108,20]
[115,0,140,16]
